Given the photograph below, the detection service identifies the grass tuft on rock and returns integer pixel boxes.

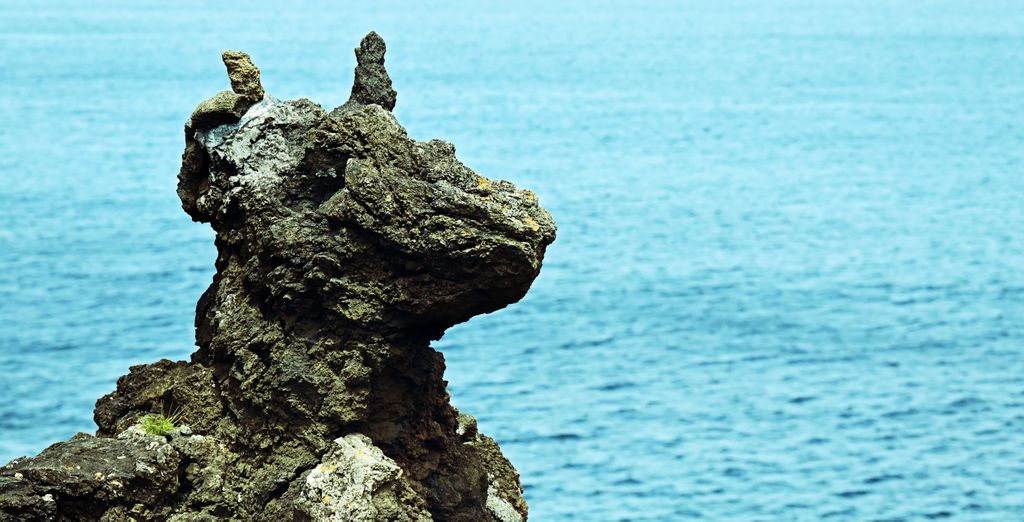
[138,410,182,436]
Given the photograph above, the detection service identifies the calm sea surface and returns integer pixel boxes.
[3,1,1024,519]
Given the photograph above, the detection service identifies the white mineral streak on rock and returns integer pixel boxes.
[486,475,524,522]
[213,99,312,198]
[301,434,431,522]
[194,95,280,151]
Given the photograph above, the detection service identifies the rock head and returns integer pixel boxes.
[0,32,554,521]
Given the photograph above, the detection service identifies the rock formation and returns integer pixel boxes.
[348,32,396,110]
[0,32,555,521]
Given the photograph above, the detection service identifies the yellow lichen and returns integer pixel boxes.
[523,216,540,232]
[322,496,331,504]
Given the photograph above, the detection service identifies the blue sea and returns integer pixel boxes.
[3,1,1024,520]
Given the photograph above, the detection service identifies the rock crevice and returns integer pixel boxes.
[1,33,554,522]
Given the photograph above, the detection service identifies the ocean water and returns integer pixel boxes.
[2,1,1024,519]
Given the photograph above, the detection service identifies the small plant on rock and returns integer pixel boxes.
[138,409,182,436]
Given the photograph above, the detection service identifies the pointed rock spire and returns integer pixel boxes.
[348,31,397,111]
[221,50,265,101]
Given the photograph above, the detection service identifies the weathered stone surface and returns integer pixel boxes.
[0,431,183,521]
[1,32,553,521]
[348,31,397,110]
[188,90,253,129]
[297,434,431,521]
[221,50,265,101]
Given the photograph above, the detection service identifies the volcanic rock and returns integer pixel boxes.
[348,31,397,110]
[221,50,265,101]
[0,32,554,521]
